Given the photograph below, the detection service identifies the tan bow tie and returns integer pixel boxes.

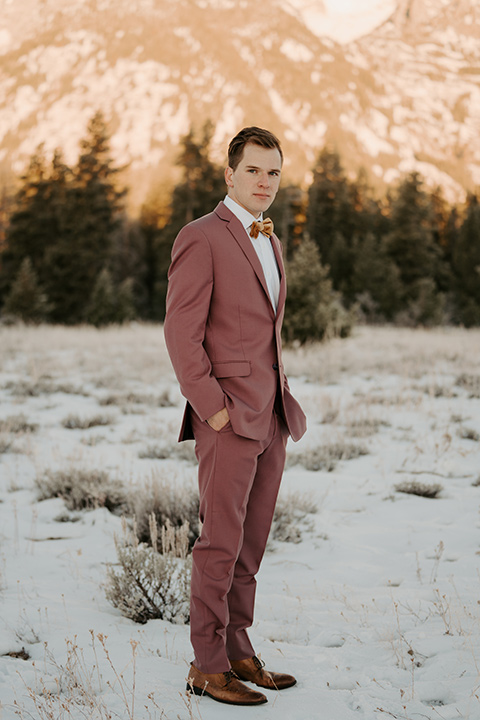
[250,218,274,239]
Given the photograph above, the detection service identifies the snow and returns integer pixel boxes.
[282,0,398,44]
[280,39,314,63]
[1,324,480,718]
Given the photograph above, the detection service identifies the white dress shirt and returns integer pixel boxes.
[223,195,280,313]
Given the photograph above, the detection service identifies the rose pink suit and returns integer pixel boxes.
[164,201,306,673]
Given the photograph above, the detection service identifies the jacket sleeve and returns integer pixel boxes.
[163,225,226,422]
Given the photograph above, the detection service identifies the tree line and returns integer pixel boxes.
[1,113,479,342]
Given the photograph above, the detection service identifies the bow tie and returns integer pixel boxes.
[250,218,274,239]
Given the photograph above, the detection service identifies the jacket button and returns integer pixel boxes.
[272,363,279,371]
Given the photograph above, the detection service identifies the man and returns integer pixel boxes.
[164,126,307,706]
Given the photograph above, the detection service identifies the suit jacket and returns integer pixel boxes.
[164,201,306,443]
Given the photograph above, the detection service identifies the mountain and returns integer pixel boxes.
[0,0,478,208]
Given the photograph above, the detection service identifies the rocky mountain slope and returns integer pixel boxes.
[0,0,478,206]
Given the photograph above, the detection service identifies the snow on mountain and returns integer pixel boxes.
[0,0,478,206]
[283,0,398,44]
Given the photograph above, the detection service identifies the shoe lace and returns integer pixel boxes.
[223,670,239,685]
[253,656,266,671]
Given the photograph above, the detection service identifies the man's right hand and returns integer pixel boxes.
[206,407,230,432]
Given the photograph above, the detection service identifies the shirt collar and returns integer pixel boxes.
[224,195,262,231]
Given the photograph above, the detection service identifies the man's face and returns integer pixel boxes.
[225,143,282,218]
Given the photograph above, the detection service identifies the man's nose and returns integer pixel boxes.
[258,172,270,187]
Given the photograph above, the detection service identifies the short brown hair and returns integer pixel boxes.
[228,127,283,171]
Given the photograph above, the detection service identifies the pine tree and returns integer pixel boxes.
[116,277,136,323]
[139,186,173,321]
[151,122,225,320]
[3,257,50,323]
[452,193,480,326]
[307,147,351,272]
[306,148,383,300]
[167,121,225,239]
[0,147,70,309]
[283,235,353,345]
[269,185,307,260]
[351,233,403,321]
[44,112,126,323]
[386,172,445,323]
[85,268,117,327]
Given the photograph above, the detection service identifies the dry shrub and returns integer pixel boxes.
[0,436,13,454]
[129,472,200,550]
[4,378,86,397]
[62,413,114,429]
[105,518,191,624]
[99,389,173,408]
[288,441,368,472]
[35,468,128,513]
[345,417,390,438]
[0,414,38,433]
[457,427,480,442]
[394,480,443,498]
[138,440,196,464]
[270,493,318,543]
[456,373,480,398]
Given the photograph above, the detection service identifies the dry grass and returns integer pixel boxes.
[457,426,480,442]
[270,492,319,543]
[35,468,129,513]
[105,519,191,624]
[99,389,174,408]
[394,480,444,498]
[3,378,87,397]
[288,441,369,472]
[0,323,173,386]
[138,440,196,464]
[0,435,13,453]
[62,413,115,429]
[129,470,200,550]
[283,326,480,382]
[0,414,38,433]
[456,373,480,398]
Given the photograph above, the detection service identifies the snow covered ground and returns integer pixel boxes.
[1,323,480,720]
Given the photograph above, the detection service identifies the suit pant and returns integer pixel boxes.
[189,408,288,673]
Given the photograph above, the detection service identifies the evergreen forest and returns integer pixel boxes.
[1,113,479,343]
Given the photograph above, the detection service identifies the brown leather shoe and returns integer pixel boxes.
[230,655,297,690]
[186,663,268,705]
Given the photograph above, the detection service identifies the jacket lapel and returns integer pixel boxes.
[270,235,286,315]
[215,202,276,318]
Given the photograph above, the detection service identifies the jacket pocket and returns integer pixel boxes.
[211,360,251,379]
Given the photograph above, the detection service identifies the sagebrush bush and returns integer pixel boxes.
[35,468,128,513]
[138,440,196,464]
[457,427,480,442]
[288,441,368,472]
[105,519,191,624]
[270,493,318,543]
[62,413,114,429]
[0,414,38,433]
[345,418,390,438]
[99,390,173,408]
[129,472,200,550]
[394,480,443,498]
[0,436,12,454]
[4,378,85,397]
[456,373,480,398]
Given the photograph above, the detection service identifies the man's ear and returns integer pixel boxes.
[225,166,234,188]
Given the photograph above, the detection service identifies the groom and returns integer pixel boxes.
[164,126,306,706]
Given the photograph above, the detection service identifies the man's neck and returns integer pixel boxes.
[226,193,261,219]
